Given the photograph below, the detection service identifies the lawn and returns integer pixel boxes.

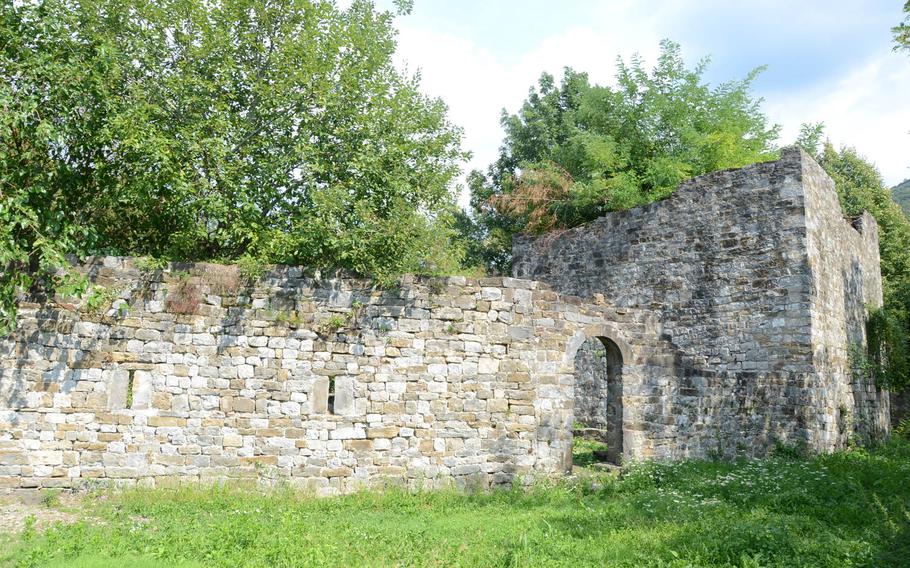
[2,438,909,567]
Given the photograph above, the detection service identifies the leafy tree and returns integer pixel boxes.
[895,1,910,52]
[0,0,466,332]
[466,40,779,273]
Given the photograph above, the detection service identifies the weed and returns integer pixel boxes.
[81,285,118,317]
[113,300,130,318]
[134,256,168,272]
[771,439,809,459]
[21,514,36,542]
[894,416,910,439]
[237,255,267,283]
[165,274,203,315]
[126,371,135,409]
[196,263,242,296]
[40,489,61,508]
[347,300,364,329]
[274,310,302,326]
[427,279,444,296]
[318,314,348,335]
[572,437,611,467]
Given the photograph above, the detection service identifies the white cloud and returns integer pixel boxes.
[764,53,910,186]
[392,4,668,207]
[389,0,910,206]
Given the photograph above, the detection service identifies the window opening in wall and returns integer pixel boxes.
[126,370,135,409]
[328,377,336,414]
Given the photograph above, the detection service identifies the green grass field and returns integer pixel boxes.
[2,438,909,567]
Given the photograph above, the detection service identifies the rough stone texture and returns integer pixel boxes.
[802,156,890,447]
[514,148,890,459]
[1,260,665,492]
[0,150,890,491]
[572,338,609,431]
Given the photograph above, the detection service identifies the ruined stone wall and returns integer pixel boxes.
[801,157,889,447]
[513,148,888,458]
[0,258,614,493]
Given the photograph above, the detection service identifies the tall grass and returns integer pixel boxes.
[4,438,909,567]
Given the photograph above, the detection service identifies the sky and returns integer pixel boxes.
[367,0,910,205]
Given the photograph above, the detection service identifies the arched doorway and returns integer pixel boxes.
[573,336,624,464]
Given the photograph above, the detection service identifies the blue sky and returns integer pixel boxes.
[369,1,909,200]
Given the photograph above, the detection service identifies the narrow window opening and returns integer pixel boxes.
[327,377,336,414]
[126,370,135,409]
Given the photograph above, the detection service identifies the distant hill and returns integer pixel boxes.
[894,179,910,217]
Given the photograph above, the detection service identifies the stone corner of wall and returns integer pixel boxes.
[851,211,881,242]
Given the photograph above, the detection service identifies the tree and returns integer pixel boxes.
[0,0,466,333]
[465,41,779,273]
[895,1,910,52]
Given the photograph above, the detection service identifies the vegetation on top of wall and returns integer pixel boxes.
[459,40,780,273]
[0,0,466,334]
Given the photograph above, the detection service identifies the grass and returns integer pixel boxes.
[2,438,909,567]
[572,437,612,468]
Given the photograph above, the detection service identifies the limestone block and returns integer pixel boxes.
[311,378,329,414]
[333,376,355,416]
[104,370,130,410]
[131,370,153,410]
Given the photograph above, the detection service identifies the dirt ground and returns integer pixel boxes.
[0,491,84,535]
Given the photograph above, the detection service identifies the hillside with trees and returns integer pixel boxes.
[893,179,910,217]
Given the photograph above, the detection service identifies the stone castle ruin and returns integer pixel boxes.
[0,148,891,492]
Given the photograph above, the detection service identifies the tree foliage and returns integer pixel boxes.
[463,40,780,273]
[894,1,910,52]
[0,0,466,332]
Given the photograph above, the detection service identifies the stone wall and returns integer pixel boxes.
[0,151,890,489]
[513,148,889,458]
[572,338,609,431]
[801,156,889,446]
[0,260,564,491]
[1,258,665,492]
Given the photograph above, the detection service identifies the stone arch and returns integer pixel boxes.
[563,324,633,366]
[566,325,630,466]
